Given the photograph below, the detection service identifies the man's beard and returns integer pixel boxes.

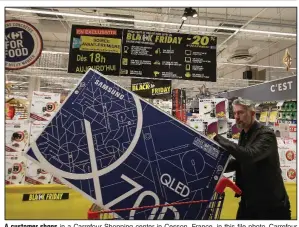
[236,122,246,129]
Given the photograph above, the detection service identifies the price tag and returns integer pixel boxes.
[284,139,294,145]
[289,125,297,132]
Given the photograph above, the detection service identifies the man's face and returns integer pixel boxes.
[233,104,254,129]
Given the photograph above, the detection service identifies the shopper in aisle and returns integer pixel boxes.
[212,97,291,220]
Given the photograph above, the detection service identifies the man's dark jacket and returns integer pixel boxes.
[214,121,288,209]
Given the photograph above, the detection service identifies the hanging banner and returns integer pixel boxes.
[68,25,217,82]
[68,26,124,75]
[25,69,229,220]
[220,76,296,101]
[131,78,171,99]
[5,20,43,70]
[5,120,30,154]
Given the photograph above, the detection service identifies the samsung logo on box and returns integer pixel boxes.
[95,80,124,100]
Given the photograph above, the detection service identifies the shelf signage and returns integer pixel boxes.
[131,78,171,99]
[220,76,297,102]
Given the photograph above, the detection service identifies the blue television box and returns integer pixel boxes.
[25,69,229,220]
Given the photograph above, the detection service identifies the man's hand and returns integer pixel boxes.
[211,133,217,140]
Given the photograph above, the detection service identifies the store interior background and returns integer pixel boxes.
[5,7,297,219]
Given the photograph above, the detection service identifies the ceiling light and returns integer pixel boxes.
[42,50,69,55]
[5,8,296,37]
[192,9,198,18]
[181,7,198,20]
[219,62,296,70]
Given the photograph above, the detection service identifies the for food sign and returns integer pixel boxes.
[5,20,43,70]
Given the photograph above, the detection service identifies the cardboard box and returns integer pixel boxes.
[199,99,213,118]
[227,119,241,140]
[51,176,64,185]
[203,118,218,139]
[5,154,27,185]
[30,91,60,121]
[278,148,289,166]
[187,117,204,133]
[215,98,228,119]
[274,123,290,138]
[198,98,228,119]
[5,96,29,120]
[24,69,231,220]
[278,139,296,167]
[153,99,172,115]
[276,137,286,147]
[285,164,296,183]
[284,148,296,164]
[5,120,30,154]
[281,165,296,183]
[218,119,228,136]
[289,124,296,140]
[283,143,296,163]
[30,121,48,143]
[25,160,53,185]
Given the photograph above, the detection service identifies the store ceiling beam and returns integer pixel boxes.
[102,7,296,28]
[219,40,296,78]
[159,7,171,31]
[9,13,296,34]
[6,8,296,37]
[218,8,267,49]
[6,13,296,43]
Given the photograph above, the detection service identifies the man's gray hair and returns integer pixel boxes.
[232,97,256,111]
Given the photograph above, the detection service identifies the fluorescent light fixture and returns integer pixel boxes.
[6,73,81,80]
[6,8,296,37]
[40,87,73,91]
[42,50,69,55]
[182,15,187,21]
[220,62,296,70]
[29,66,67,71]
[240,28,296,37]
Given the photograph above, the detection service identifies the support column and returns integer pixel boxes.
[27,76,40,99]
[27,76,40,114]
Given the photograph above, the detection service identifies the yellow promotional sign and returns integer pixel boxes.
[269,111,278,123]
[80,36,121,53]
[259,111,268,123]
[152,86,171,95]
[6,185,92,219]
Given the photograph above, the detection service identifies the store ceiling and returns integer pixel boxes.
[5,7,297,97]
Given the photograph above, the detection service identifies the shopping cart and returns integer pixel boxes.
[87,177,241,220]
